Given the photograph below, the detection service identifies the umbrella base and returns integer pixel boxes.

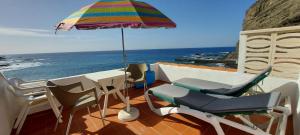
[118,107,140,122]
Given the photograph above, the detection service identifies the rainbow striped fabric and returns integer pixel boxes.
[56,0,176,30]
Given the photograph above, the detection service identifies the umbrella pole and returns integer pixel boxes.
[121,28,130,112]
[118,28,140,122]
[121,28,126,75]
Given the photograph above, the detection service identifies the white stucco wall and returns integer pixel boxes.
[154,64,252,85]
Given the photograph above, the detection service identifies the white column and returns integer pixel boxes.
[237,34,247,73]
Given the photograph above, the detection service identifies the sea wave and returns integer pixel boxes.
[0,62,43,72]
[0,56,45,72]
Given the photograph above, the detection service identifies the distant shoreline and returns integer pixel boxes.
[3,46,235,56]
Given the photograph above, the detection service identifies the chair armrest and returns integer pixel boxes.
[9,78,26,84]
[71,87,95,94]
[25,79,47,83]
[20,82,46,88]
[24,91,47,98]
[56,81,84,92]
[26,79,48,82]
[16,86,47,94]
[27,94,47,101]
[69,87,98,102]
[10,78,47,86]
[15,90,47,97]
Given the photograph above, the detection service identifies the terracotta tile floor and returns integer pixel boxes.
[12,81,294,135]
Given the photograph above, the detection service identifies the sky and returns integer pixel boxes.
[0,0,255,54]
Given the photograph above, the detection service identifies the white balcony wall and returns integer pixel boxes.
[154,64,252,85]
[238,26,300,135]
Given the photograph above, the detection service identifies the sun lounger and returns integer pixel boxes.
[173,66,272,96]
[145,84,291,135]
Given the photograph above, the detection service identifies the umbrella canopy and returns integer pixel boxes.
[56,0,176,30]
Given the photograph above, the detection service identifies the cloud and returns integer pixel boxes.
[0,26,63,38]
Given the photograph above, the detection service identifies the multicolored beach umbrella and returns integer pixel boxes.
[55,0,176,122]
[56,0,176,30]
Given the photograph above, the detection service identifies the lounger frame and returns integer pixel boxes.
[145,90,291,135]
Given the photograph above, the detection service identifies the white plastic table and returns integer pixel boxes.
[84,70,129,117]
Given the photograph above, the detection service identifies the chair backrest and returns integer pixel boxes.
[0,72,18,94]
[229,66,272,96]
[47,81,84,108]
[126,64,147,80]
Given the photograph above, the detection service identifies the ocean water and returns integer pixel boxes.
[1,47,235,81]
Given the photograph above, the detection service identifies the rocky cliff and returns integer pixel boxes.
[225,0,300,62]
[243,0,300,30]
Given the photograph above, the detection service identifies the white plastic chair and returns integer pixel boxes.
[0,73,48,135]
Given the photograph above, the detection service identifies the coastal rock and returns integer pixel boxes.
[0,56,5,61]
[0,63,9,67]
[223,50,237,61]
[0,56,9,68]
[243,0,300,30]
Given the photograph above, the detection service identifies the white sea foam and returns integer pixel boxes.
[216,63,225,67]
[0,62,43,72]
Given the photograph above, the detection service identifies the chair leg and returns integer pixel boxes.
[46,90,63,123]
[123,82,126,95]
[112,93,118,99]
[65,113,73,135]
[54,106,63,132]
[87,107,91,116]
[16,106,30,135]
[97,104,106,126]
[102,94,109,117]
[143,82,146,92]
[14,102,29,129]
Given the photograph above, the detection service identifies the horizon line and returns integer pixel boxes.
[2,46,236,55]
